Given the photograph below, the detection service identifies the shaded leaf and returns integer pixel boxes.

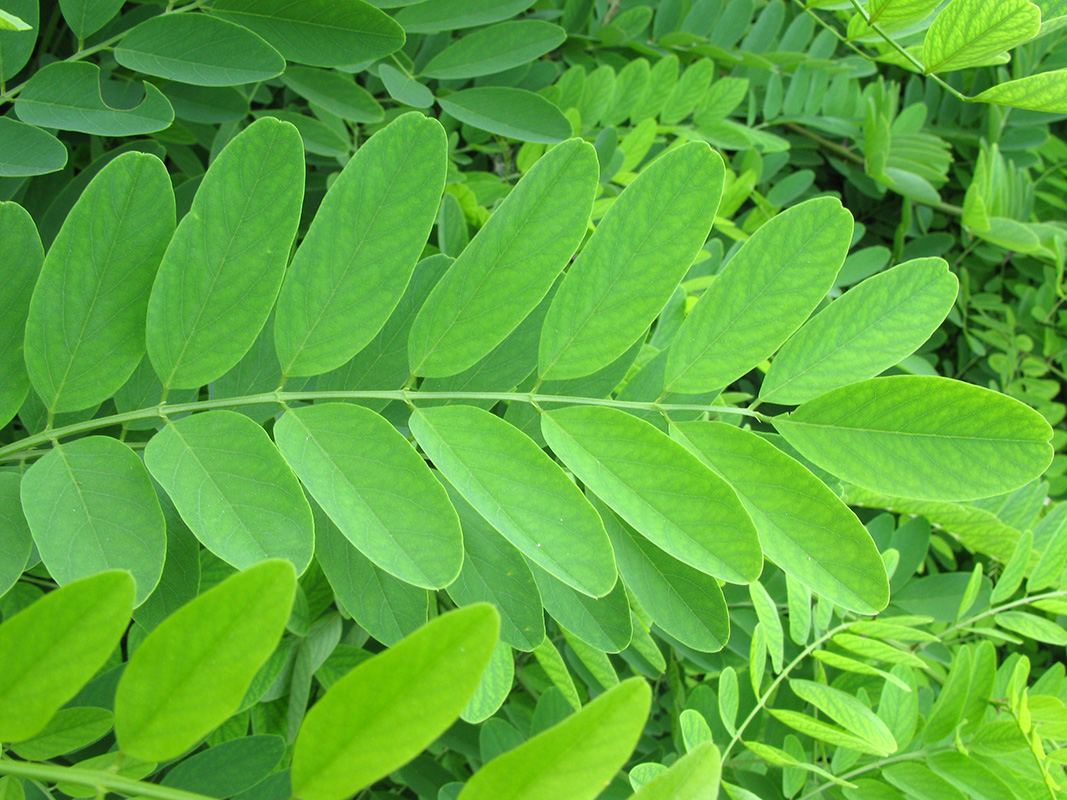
[438,88,572,144]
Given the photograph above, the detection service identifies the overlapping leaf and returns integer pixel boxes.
[275,112,446,377]
[275,403,463,589]
[146,117,304,390]
[145,410,315,573]
[539,142,725,380]
[542,406,762,583]
[409,139,597,376]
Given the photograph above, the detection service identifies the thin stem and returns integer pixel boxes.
[844,0,969,102]
[722,622,852,762]
[936,588,1067,641]
[0,759,216,800]
[0,390,768,460]
[796,748,951,800]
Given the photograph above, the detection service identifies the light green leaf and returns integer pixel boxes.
[867,0,941,25]
[974,69,1067,112]
[530,564,632,653]
[0,117,66,176]
[926,751,1016,800]
[761,258,958,404]
[0,571,134,743]
[671,422,889,614]
[0,203,41,426]
[395,0,537,32]
[115,14,285,86]
[15,62,174,135]
[597,497,729,652]
[280,66,384,122]
[0,8,30,30]
[665,197,853,394]
[772,376,1054,501]
[146,117,304,390]
[922,0,1040,73]
[9,707,113,760]
[996,610,1067,645]
[423,21,566,79]
[438,88,573,144]
[790,679,898,754]
[750,581,784,672]
[532,638,582,711]
[627,742,720,800]
[719,668,739,735]
[990,529,1033,604]
[458,678,651,800]
[0,474,32,598]
[922,645,972,742]
[21,437,166,605]
[409,139,596,376]
[768,709,891,756]
[114,560,297,760]
[145,410,315,573]
[291,605,499,800]
[210,0,405,67]
[539,142,724,380]
[443,482,546,651]
[313,500,429,646]
[462,641,515,724]
[24,153,174,413]
[58,0,121,38]
[542,406,761,583]
[275,403,463,589]
[410,404,615,597]
[275,112,446,377]
[1028,511,1067,591]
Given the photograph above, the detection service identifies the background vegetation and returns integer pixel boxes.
[2,0,1067,799]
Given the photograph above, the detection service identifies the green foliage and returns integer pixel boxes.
[2,1,1067,799]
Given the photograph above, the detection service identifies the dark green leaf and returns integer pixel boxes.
[438,88,573,144]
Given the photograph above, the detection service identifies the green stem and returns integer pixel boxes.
[936,588,1067,641]
[722,622,852,762]
[0,390,768,460]
[796,748,951,800]
[844,0,970,102]
[0,759,217,800]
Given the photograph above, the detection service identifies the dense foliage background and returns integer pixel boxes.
[3,0,1067,799]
